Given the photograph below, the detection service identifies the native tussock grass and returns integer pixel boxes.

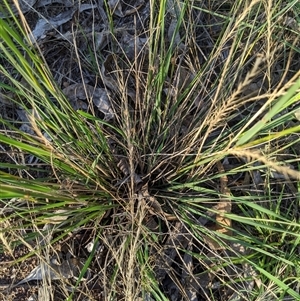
[0,0,299,300]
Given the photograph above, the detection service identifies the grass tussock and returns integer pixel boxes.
[0,0,300,300]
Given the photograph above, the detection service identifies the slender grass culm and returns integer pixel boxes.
[0,0,299,300]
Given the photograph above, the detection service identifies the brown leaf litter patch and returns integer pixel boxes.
[0,231,103,300]
[0,245,39,301]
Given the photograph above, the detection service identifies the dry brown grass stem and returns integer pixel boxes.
[210,0,262,105]
[191,55,265,163]
[229,148,300,180]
